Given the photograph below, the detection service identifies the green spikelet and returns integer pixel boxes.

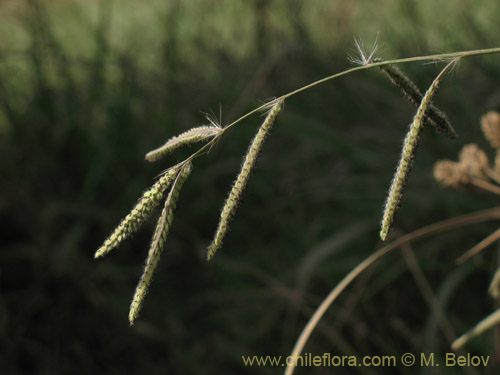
[207,99,284,260]
[145,125,221,162]
[128,162,192,325]
[94,167,178,258]
[380,62,455,241]
[374,59,456,139]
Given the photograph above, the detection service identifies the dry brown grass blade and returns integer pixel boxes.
[401,242,457,343]
[452,308,500,350]
[285,206,500,375]
[456,227,500,264]
[470,177,500,196]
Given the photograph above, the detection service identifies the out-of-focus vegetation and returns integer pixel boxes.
[2,0,500,374]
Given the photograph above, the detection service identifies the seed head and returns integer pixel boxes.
[481,111,500,148]
[458,144,488,180]
[433,160,464,188]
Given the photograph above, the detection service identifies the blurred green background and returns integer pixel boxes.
[2,0,500,374]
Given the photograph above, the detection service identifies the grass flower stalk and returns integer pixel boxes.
[380,59,458,240]
[129,162,192,325]
[95,167,179,258]
[207,99,284,260]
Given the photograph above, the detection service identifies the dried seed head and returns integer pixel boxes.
[207,99,284,260]
[94,167,179,259]
[129,162,192,325]
[481,111,500,148]
[433,160,464,187]
[458,144,488,180]
[494,149,500,174]
[145,125,222,162]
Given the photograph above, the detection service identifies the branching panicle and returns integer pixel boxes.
[93,46,500,327]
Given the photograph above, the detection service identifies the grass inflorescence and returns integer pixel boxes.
[380,58,459,241]
[129,161,192,325]
[95,44,500,332]
[373,59,456,138]
[95,167,179,259]
[207,99,284,260]
[145,125,222,162]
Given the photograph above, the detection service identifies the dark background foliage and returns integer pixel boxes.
[1,0,500,374]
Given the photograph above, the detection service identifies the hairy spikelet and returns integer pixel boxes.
[380,68,447,241]
[207,99,284,260]
[481,111,500,148]
[129,162,192,325]
[95,167,178,258]
[374,59,456,139]
[452,308,500,350]
[145,125,222,162]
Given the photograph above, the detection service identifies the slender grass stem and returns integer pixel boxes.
[456,227,500,264]
[186,47,500,164]
[470,177,500,196]
[486,168,500,185]
[452,308,500,350]
[285,206,500,375]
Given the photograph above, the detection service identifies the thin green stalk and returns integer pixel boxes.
[185,47,500,165]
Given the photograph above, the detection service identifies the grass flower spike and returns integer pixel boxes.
[145,125,222,162]
[93,44,500,327]
[129,162,192,325]
[207,99,284,260]
[380,59,458,241]
[374,60,456,138]
[95,167,179,258]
